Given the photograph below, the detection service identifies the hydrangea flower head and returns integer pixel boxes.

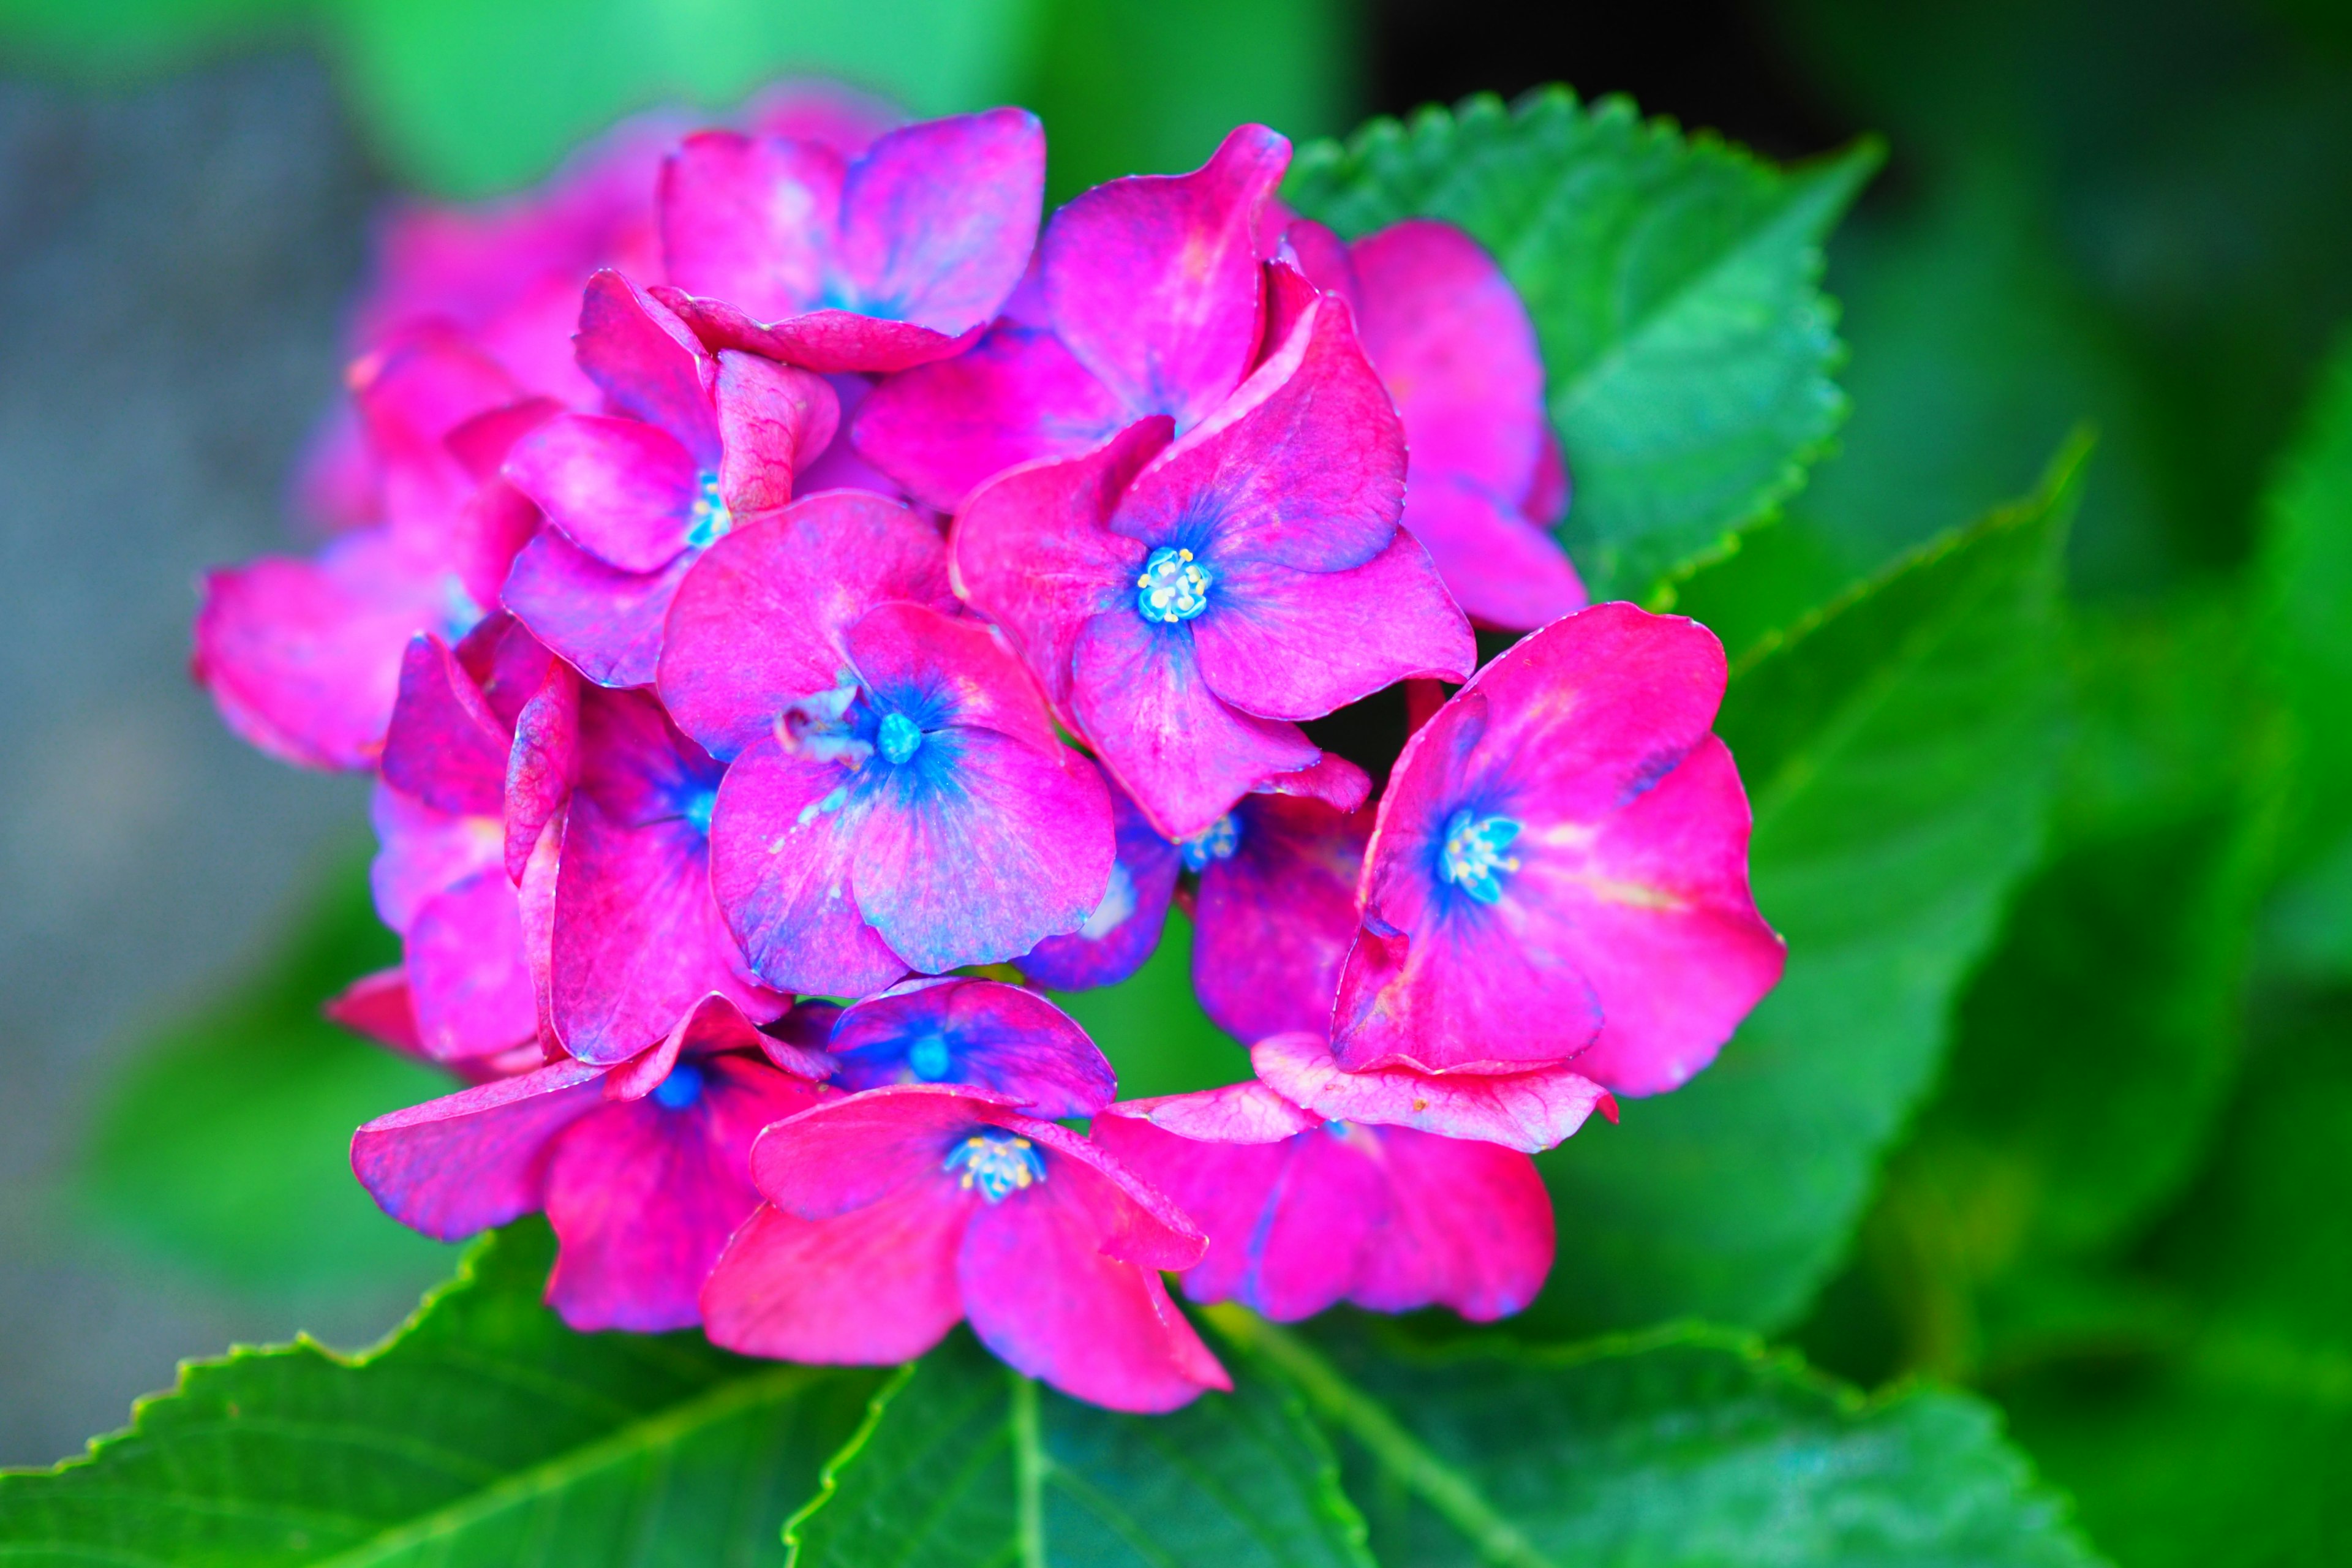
[954,293,1476,839]
[656,109,1045,374]
[1334,602,1785,1089]
[700,1084,1224,1412]
[827,976,1116,1117]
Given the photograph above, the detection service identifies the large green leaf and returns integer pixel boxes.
[0,1221,881,1566]
[1529,440,2084,1336]
[1212,1310,2103,1568]
[78,855,455,1292]
[1284,90,1879,602]
[788,1328,1371,1568]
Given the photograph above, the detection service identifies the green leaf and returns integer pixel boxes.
[1529,437,2085,1336]
[1284,90,1879,602]
[1211,1310,2104,1568]
[78,854,456,1292]
[787,1327,1372,1568]
[0,1219,883,1565]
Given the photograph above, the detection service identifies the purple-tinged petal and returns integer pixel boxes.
[1525,428,1570,526]
[451,612,554,728]
[369,781,502,934]
[1257,752,1372,813]
[1069,609,1320,841]
[1191,529,1474,722]
[606,993,837,1095]
[659,491,951,760]
[1348,1128,1553,1320]
[1090,1121,1291,1309]
[657,294,982,375]
[701,1187,969,1363]
[575,684,726,827]
[505,659,579,881]
[355,330,522,546]
[1110,296,1402,574]
[382,634,508,817]
[503,412,699,575]
[351,1058,607,1240]
[545,1053,820,1331]
[717,351,839,516]
[748,1082,1023,1217]
[1193,796,1369,1042]
[1099,1079,1319,1144]
[659,130,845,325]
[1251,1032,1613,1154]
[575,269,718,464]
[442,477,547,614]
[709,734,906,998]
[854,324,1129,513]
[1238,1128,1390,1321]
[1016,774,1180,991]
[831,977,1115,1117]
[949,418,1168,718]
[1401,475,1586,632]
[407,868,537,1061]
[832,108,1044,335]
[325,967,421,1056]
[1329,903,1603,1077]
[500,526,695,688]
[1043,124,1289,426]
[795,374,906,497]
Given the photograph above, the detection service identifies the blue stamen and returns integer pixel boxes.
[652,1061,706,1109]
[1135,545,1212,624]
[907,1033,952,1081]
[876,710,924,766]
[1438,809,1522,903]
[1178,812,1242,871]
[944,1128,1046,1202]
[684,472,732,548]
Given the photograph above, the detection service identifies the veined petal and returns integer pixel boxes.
[1016,772,1180,991]
[1251,1032,1613,1153]
[382,634,508,817]
[831,977,1115,1117]
[407,868,537,1062]
[351,1058,608,1240]
[659,130,844,325]
[574,268,718,465]
[832,108,1044,336]
[658,295,982,374]
[1193,796,1369,1042]
[716,351,839,516]
[1349,1128,1553,1321]
[1400,473,1586,632]
[747,1083,1023,1216]
[503,413,698,575]
[701,1189,968,1363]
[500,527,696,688]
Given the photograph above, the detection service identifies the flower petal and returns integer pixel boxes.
[574,268,718,464]
[1349,1128,1553,1321]
[382,634,508,817]
[351,1058,608,1240]
[659,130,845,325]
[832,978,1115,1117]
[747,1082,1021,1216]
[1016,774,1180,991]
[1251,1031,1613,1154]
[407,867,537,1061]
[503,412,698,575]
[500,526,695,688]
[832,108,1044,336]
[1193,796,1369,1042]
[1400,473,1586,632]
[701,1188,968,1363]
[716,351,839,515]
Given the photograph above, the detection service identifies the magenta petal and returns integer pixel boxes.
[748,1084,1020,1217]
[325,967,422,1055]
[831,978,1115,1117]
[660,130,844,325]
[504,660,579,881]
[701,1187,968,1363]
[1243,1128,1390,1321]
[1112,296,1403,575]
[382,634,508,816]
[503,413,699,575]
[1070,609,1320,841]
[716,352,839,516]
[407,869,537,1061]
[500,527,695,688]
[742,78,905,151]
[351,1058,608,1240]
[1349,1128,1554,1321]
[709,734,905,997]
[1016,774,1180,991]
[832,108,1044,335]
[1090,1118,1291,1308]
[1330,902,1602,1076]
[1043,124,1289,427]
[960,1172,1229,1412]
[1251,1032,1613,1154]
[659,491,951,760]
[1192,530,1474,722]
[1099,1080,1321,1144]
[368,781,501,933]
[574,269,719,464]
[1193,796,1369,1042]
[658,291,982,374]
[1401,474,1587,632]
[854,325,1129,513]
[1256,753,1372,813]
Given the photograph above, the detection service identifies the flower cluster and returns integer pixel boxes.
[197,89,1785,1413]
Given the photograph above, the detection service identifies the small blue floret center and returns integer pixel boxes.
[1136,546,1212,624]
[907,1033,952,1081]
[944,1128,1046,1202]
[684,472,732,549]
[652,1061,706,1109]
[681,787,717,837]
[1178,812,1242,871]
[1439,810,1521,904]
[876,710,924,766]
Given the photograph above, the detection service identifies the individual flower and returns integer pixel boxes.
[1185,791,1374,1042]
[700,1084,1224,1412]
[353,994,827,1330]
[195,331,545,768]
[1333,602,1785,1090]
[500,270,839,686]
[1092,1060,1558,1322]
[828,976,1116,1116]
[657,490,1114,997]
[655,109,1046,374]
[510,672,786,1064]
[954,294,1476,840]
[1014,772,1181,991]
[853,124,1290,511]
[1283,217,1584,630]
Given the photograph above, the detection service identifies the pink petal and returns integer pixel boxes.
[451,611,555,728]
[1090,1117,1292,1308]
[657,289,984,374]
[1251,1032,1613,1153]
[747,1083,1022,1217]
[831,977,1115,1117]
[832,108,1044,336]
[407,868,537,1061]
[716,351,839,515]
[1099,1079,1320,1144]
[502,412,699,575]
[659,130,845,325]
[1256,753,1372,813]
[1401,474,1586,632]
[503,659,579,882]
[499,526,695,688]
[325,967,421,1055]
[350,1058,608,1240]
[1193,796,1369,1042]
[381,634,508,817]
[1191,529,1474,722]
[368,781,502,933]
[1015,771,1181,991]
[1330,911,1602,1076]
[853,324,1128,513]
[574,269,718,464]
[700,1186,968,1363]
[1349,1128,1553,1320]
[1043,124,1289,428]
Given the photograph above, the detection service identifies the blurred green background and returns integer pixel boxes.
[0,1,2346,1562]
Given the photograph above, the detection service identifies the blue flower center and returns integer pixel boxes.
[1439,810,1521,904]
[652,1061,706,1109]
[1178,812,1242,871]
[1135,546,1212,624]
[907,1033,952,1081]
[876,710,924,766]
[684,472,732,549]
[680,786,716,837]
[944,1128,1046,1202]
